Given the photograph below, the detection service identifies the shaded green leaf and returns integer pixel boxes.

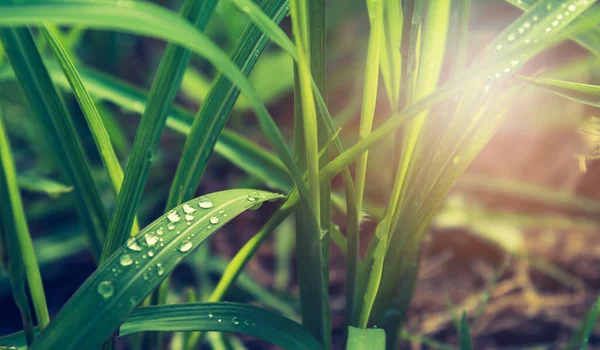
[119,303,321,350]
[17,174,73,198]
[28,189,283,349]
[0,28,108,259]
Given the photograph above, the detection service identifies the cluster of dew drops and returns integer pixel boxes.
[96,191,270,300]
[485,0,588,91]
[207,313,257,328]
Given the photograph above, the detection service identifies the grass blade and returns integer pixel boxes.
[17,174,73,198]
[459,312,473,350]
[39,25,139,235]
[166,0,288,209]
[0,28,108,258]
[506,0,600,57]
[0,110,48,342]
[100,0,217,264]
[119,303,321,350]
[346,326,386,350]
[522,76,600,108]
[567,295,600,350]
[28,189,283,349]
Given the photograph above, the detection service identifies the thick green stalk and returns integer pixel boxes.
[0,111,49,333]
[354,0,383,212]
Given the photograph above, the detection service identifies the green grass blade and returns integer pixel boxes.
[39,25,139,235]
[566,295,600,350]
[118,303,321,350]
[0,28,108,259]
[459,312,473,350]
[522,76,600,108]
[166,0,288,209]
[454,0,471,73]
[0,62,295,194]
[28,189,283,349]
[346,326,386,350]
[0,111,46,342]
[17,174,73,198]
[354,0,383,215]
[100,0,218,264]
[506,0,600,57]
[379,0,402,108]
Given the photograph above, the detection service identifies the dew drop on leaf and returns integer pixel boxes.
[156,228,164,236]
[145,233,159,246]
[119,254,133,266]
[232,317,240,325]
[179,241,193,252]
[157,263,164,276]
[127,237,142,251]
[247,191,261,202]
[183,203,196,214]
[97,280,114,299]
[209,216,219,224]
[208,313,213,319]
[167,210,181,223]
[185,214,194,221]
[198,197,214,209]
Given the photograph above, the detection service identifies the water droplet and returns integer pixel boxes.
[183,204,196,214]
[167,210,181,223]
[198,197,214,209]
[545,27,552,33]
[232,317,240,325]
[120,254,133,266]
[552,20,560,27]
[507,33,515,41]
[453,156,460,165]
[218,319,222,323]
[185,214,195,222]
[532,15,539,21]
[495,44,502,50]
[208,313,213,319]
[157,228,164,235]
[546,3,553,11]
[569,4,577,11]
[207,225,212,230]
[242,5,250,12]
[511,59,520,67]
[148,250,154,257]
[145,233,159,246]
[557,13,564,20]
[168,224,175,231]
[179,241,193,252]
[247,191,260,202]
[97,280,114,299]
[142,254,147,259]
[518,27,524,34]
[157,263,164,276]
[524,39,531,44]
[504,67,510,73]
[209,216,219,224]
[494,72,502,79]
[244,320,250,326]
[524,21,531,28]
[127,238,142,251]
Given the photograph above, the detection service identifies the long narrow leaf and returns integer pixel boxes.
[0,28,108,258]
[100,0,217,263]
[29,189,283,349]
[119,303,321,350]
[39,25,139,235]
